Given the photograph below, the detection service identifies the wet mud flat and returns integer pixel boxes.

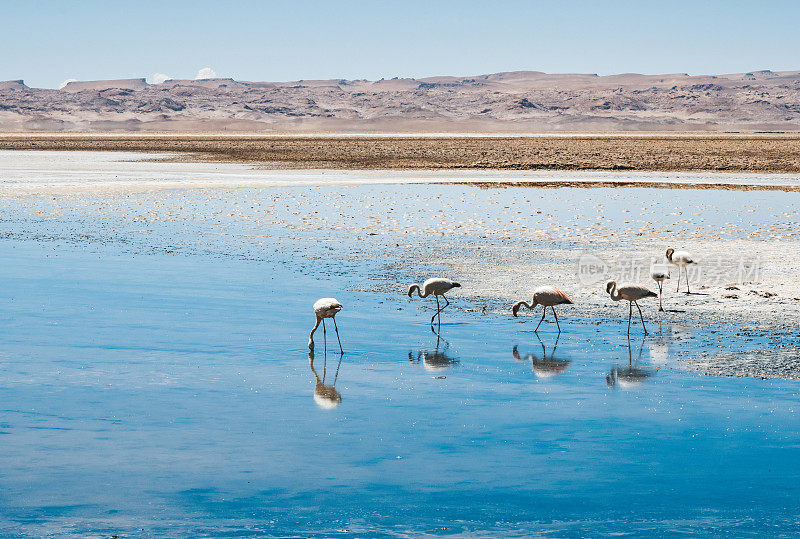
[3,133,800,172]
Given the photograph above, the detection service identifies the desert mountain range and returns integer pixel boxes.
[1,70,799,132]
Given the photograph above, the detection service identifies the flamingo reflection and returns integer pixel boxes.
[309,349,343,409]
[513,334,571,378]
[606,336,654,388]
[409,327,459,370]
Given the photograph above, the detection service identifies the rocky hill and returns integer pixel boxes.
[1,70,799,131]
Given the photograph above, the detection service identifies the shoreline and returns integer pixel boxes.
[2,133,800,172]
[0,150,799,195]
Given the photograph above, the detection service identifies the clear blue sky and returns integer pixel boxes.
[3,0,799,88]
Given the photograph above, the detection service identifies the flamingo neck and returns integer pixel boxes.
[309,316,321,341]
[412,285,429,298]
[609,284,622,301]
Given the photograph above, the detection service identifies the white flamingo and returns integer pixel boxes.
[407,278,461,325]
[666,248,695,293]
[649,259,671,312]
[512,286,574,333]
[308,298,343,352]
[606,281,657,335]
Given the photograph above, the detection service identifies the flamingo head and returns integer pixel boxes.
[512,300,534,317]
[665,248,674,260]
[451,282,461,289]
[605,281,616,294]
[407,284,420,297]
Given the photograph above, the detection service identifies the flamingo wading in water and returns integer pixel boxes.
[666,248,695,293]
[407,278,461,325]
[650,260,671,312]
[606,281,657,336]
[512,286,574,333]
[308,298,343,352]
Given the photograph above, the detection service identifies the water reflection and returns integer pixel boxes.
[606,337,654,388]
[649,319,670,366]
[308,350,343,409]
[409,328,459,370]
[512,334,571,378]
[649,320,693,366]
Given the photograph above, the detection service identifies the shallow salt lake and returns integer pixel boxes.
[2,238,800,537]
[2,151,800,536]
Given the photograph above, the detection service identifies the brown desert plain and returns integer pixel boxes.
[1,133,800,174]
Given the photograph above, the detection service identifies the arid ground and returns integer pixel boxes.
[2,133,800,172]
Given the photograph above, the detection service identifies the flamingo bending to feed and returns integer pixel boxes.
[606,281,657,336]
[407,278,461,325]
[649,260,671,312]
[666,248,695,293]
[512,286,574,333]
[308,298,343,352]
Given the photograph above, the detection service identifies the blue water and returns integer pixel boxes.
[1,236,799,537]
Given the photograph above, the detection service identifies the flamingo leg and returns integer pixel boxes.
[627,301,632,335]
[675,267,680,292]
[551,306,561,333]
[431,295,449,325]
[332,316,343,353]
[685,267,691,294]
[635,301,649,336]
[322,319,327,352]
[431,295,440,325]
[658,281,664,311]
[534,305,547,332]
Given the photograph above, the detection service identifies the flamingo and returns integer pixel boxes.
[407,278,461,325]
[649,259,671,311]
[666,248,695,293]
[606,281,657,335]
[512,286,574,333]
[308,298,343,352]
